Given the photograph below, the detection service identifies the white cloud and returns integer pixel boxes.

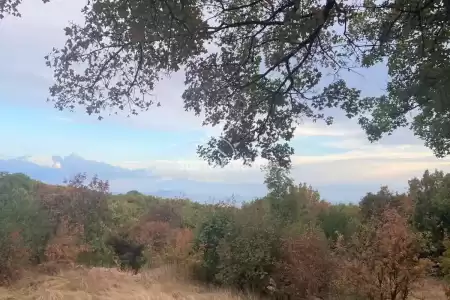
[294,121,360,138]
[113,157,266,184]
[21,155,61,168]
[291,145,436,164]
[0,0,216,133]
[298,147,447,186]
[106,142,450,189]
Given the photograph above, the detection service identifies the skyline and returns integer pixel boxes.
[1,0,450,203]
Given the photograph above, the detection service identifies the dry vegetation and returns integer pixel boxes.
[0,265,447,300]
[0,266,258,300]
[2,168,450,300]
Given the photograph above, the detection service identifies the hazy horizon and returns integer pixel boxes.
[1,0,450,203]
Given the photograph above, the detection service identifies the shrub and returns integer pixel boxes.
[335,208,431,300]
[35,174,113,266]
[318,203,361,242]
[144,201,183,228]
[44,216,89,264]
[0,187,51,284]
[214,205,280,292]
[193,205,236,282]
[106,235,146,274]
[164,227,195,263]
[131,220,171,252]
[440,238,450,281]
[273,228,335,299]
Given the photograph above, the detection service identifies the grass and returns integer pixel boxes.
[0,265,258,300]
[0,264,447,300]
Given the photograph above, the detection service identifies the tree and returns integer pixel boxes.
[318,203,360,242]
[409,170,450,257]
[359,186,413,221]
[263,161,294,200]
[336,208,431,300]
[4,0,450,167]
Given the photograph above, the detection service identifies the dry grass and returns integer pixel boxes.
[409,278,448,300]
[0,264,447,300]
[0,265,259,300]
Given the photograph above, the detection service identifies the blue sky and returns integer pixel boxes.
[0,102,205,162]
[1,0,450,203]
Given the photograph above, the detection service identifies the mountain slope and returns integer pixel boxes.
[0,154,264,203]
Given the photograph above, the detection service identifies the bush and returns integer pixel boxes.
[318,203,360,242]
[440,238,450,280]
[193,205,236,282]
[44,216,89,264]
[214,205,280,292]
[0,187,51,284]
[166,227,195,262]
[106,234,146,274]
[35,174,113,266]
[273,228,335,299]
[335,208,431,300]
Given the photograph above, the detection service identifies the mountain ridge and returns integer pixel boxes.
[0,154,264,203]
[0,154,393,203]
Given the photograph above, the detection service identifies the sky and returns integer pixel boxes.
[1,0,450,203]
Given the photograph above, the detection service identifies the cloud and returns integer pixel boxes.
[113,157,266,184]
[0,0,216,134]
[290,153,450,186]
[294,122,360,137]
[104,138,450,196]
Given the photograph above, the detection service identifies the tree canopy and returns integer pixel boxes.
[2,0,449,167]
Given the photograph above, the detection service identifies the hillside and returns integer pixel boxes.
[0,154,265,203]
[2,168,450,299]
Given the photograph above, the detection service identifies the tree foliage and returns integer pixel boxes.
[409,170,450,257]
[4,0,450,167]
[359,186,413,220]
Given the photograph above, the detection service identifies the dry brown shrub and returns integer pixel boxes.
[335,208,431,300]
[34,174,110,234]
[166,228,195,262]
[131,220,172,253]
[44,217,90,264]
[0,231,30,285]
[273,228,335,299]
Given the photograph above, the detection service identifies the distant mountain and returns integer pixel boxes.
[0,154,266,203]
[0,154,388,203]
[0,154,151,184]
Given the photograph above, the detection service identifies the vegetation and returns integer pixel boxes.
[2,166,450,299]
[3,0,450,167]
[3,0,450,297]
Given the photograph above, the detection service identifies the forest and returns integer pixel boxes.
[2,166,450,299]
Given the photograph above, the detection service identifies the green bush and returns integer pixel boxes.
[318,204,360,242]
[215,205,280,292]
[193,205,236,282]
[0,186,51,282]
